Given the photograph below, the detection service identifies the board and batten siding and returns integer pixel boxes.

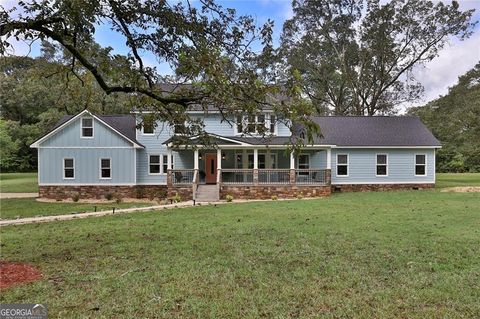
[331,148,435,184]
[38,116,136,185]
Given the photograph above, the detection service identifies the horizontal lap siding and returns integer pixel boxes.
[331,148,435,184]
[39,148,135,184]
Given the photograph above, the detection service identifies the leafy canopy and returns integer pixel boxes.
[280,0,476,115]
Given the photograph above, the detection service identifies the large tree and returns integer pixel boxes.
[0,0,317,141]
[280,0,476,115]
[409,62,480,172]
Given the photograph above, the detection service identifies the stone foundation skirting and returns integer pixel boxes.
[39,185,168,200]
[220,185,331,200]
[331,183,435,192]
[167,186,194,201]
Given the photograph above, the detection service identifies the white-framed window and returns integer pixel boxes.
[162,155,174,173]
[337,154,349,176]
[172,121,187,135]
[247,153,254,169]
[258,154,266,169]
[142,117,154,135]
[415,154,427,176]
[149,154,173,175]
[149,155,161,175]
[376,154,388,176]
[235,113,277,135]
[99,158,112,179]
[81,117,94,138]
[297,154,310,169]
[63,158,75,179]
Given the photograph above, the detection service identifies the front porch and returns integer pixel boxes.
[166,147,332,201]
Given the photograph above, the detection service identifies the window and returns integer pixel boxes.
[269,153,277,169]
[337,154,348,176]
[247,153,254,169]
[81,117,93,138]
[298,154,310,169]
[142,117,154,135]
[376,154,388,176]
[269,115,276,134]
[173,122,187,135]
[100,158,111,179]
[415,154,426,176]
[149,155,161,174]
[162,155,174,173]
[258,154,266,169]
[235,113,277,135]
[63,158,75,179]
[236,153,243,169]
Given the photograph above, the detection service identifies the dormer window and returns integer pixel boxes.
[81,117,93,138]
[235,113,277,135]
[142,117,154,135]
[173,122,187,135]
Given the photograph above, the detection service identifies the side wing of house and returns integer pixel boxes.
[331,148,435,185]
[36,114,136,186]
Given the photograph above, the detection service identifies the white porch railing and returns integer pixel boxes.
[295,169,328,184]
[220,169,254,184]
[258,169,291,184]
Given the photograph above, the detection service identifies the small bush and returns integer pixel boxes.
[172,193,181,203]
[226,194,234,202]
[72,194,80,202]
[271,195,278,201]
[105,193,114,201]
[297,192,304,200]
[115,196,123,204]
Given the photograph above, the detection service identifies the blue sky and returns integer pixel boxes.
[2,0,480,110]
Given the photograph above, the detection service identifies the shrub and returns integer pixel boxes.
[72,194,80,202]
[226,194,234,202]
[115,196,123,204]
[271,195,278,201]
[105,193,114,201]
[172,193,181,203]
[297,192,304,200]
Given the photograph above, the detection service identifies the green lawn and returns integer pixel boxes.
[0,198,152,220]
[0,173,38,193]
[1,191,479,318]
[436,173,480,188]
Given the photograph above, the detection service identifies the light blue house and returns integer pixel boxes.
[31,109,441,201]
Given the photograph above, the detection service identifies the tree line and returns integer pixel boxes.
[0,0,478,172]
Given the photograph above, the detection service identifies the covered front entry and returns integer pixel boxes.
[205,153,217,184]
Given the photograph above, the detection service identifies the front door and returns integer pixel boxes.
[205,153,217,184]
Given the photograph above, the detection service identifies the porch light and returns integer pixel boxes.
[222,152,226,160]
[198,152,203,160]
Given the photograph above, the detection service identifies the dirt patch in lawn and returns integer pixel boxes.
[0,261,43,289]
[441,186,480,193]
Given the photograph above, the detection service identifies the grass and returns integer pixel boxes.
[0,198,152,220]
[0,173,38,193]
[436,173,480,188]
[1,190,479,318]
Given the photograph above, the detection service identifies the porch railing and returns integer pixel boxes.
[172,169,195,185]
[258,169,291,184]
[220,169,254,184]
[295,169,327,184]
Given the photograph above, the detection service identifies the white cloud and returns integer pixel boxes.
[411,32,480,107]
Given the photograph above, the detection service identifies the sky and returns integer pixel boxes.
[2,0,480,111]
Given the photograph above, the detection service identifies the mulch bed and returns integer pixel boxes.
[0,261,43,289]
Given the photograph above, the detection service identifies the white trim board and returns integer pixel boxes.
[332,181,435,185]
[39,183,136,186]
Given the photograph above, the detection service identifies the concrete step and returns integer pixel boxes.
[195,184,219,202]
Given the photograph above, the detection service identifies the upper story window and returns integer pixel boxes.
[149,154,173,175]
[376,154,388,176]
[415,154,426,176]
[337,154,349,176]
[235,113,276,135]
[142,117,154,135]
[63,158,75,179]
[81,117,93,138]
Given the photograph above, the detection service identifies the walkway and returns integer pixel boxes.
[0,193,39,199]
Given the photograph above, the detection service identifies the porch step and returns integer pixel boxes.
[195,184,219,202]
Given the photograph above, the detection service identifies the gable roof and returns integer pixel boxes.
[308,116,441,147]
[30,110,144,148]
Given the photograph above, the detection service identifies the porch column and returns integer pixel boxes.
[217,148,222,183]
[194,149,199,170]
[253,148,258,185]
[326,148,331,169]
[167,148,172,170]
[289,151,296,184]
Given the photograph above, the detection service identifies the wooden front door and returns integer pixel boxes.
[205,153,217,184]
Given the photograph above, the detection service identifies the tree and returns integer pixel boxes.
[409,62,480,172]
[280,0,476,115]
[1,0,317,141]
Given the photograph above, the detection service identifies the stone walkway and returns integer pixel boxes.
[0,193,39,199]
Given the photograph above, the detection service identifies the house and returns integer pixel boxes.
[30,109,441,201]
